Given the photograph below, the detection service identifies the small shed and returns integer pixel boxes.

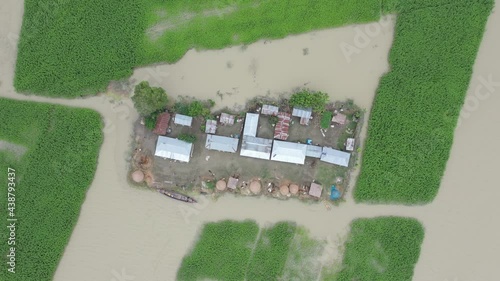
[205,134,239,153]
[174,114,193,127]
[152,112,171,135]
[346,138,355,152]
[309,182,323,198]
[320,147,351,167]
[219,113,235,125]
[227,177,239,189]
[243,113,259,137]
[154,136,193,162]
[292,107,312,125]
[331,113,347,125]
[205,119,217,134]
[305,145,322,158]
[261,104,279,116]
[271,140,307,165]
[274,112,291,140]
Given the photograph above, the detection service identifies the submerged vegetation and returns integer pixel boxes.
[323,217,425,281]
[355,0,494,204]
[0,98,103,281]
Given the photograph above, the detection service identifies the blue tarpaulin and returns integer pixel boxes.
[330,185,341,200]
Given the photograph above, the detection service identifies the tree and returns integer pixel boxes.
[131,81,168,116]
[289,90,329,112]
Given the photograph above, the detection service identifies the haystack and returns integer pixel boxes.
[144,171,155,187]
[289,184,299,194]
[131,170,144,183]
[216,180,227,191]
[249,181,261,194]
[279,185,289,196]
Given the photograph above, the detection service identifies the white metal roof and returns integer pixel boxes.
[243,113,259,137]
[292,107,312,118]
[240,136,272,160]
[154,136,193,162]
[320,147,351,167]
[174,114,193,126]
[205,134,239,153]
[305,145,322,158]
[261,104,279,115]
[205,119,217,134]
[271,141,307,164]
[346,138,355,151]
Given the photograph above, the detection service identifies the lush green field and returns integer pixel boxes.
[323,217,425,281]
[0,98,103,281]
[14,0,146,97]
[354,0,494,204]
[176,220,259,281]
[246,222,297,280]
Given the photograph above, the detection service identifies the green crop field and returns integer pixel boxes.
[0,98,103,281]
[354,0,494,204]
[323,217,425,281]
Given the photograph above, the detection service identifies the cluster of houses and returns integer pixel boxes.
[152,105,355,168]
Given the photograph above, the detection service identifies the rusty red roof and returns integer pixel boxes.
[274,112,291,140]
[153,112,171,135]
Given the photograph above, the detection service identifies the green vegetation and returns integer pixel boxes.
[246,222,297,280]
[355,0,494,204]
[176,220,259,281]
[0,98,103,281]
[132,81,168,116]
[321,112,333,129]
[175,99,214,118]
[178,133,196,143]
[14,0,146,97]
[144,110,162,130]
[289,90,329,113]
[323,217,424,281]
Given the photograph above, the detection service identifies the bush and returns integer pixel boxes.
[289,90,329,112]
[178,133,196,143]
[320,112,332,129]
[132,81,168,116]
[0,98,103,281]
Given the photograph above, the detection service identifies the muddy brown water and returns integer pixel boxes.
[1,1,499,280]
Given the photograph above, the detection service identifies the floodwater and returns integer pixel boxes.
[1,1,499,280]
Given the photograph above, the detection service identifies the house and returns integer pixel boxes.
[271,140,307,165]
[346,138,355,151]
[243,113,259,137]
[240,136,272,160]
[274,112,291,140]
[154,136,193,162]
[174,114,193,127]
[205,119,217,134]
[320,147,351,167]
[205,134,239,153]
[261,104,279,116]
[305,145,322,158]
[292,107,312,125]
[219,113,235,125]
[152,112,170,135]
[309,182,323,198]
[331,113,347,125]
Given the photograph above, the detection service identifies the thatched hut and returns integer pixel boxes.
[249,181,261,194]
[131,170,144,183]
[216,180,227,191]
[279,185,289,196]
[289,184,299,195]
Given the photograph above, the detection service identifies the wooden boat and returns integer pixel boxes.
[157,188,197,203]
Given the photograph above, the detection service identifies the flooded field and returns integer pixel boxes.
[1,1,500,280]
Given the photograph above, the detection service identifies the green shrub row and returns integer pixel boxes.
[0,98,103,281]
[354,0,494,204]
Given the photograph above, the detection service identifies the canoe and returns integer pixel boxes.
[157,188,197,203]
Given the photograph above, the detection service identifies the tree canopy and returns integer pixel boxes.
[131,81,168,116]
[289,90,329,112]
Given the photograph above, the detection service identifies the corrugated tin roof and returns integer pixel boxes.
[309,182,322,198]
[271,140,307,165]
[219,113,235,125]
[174,114,193,126]
[274,112,291,140]
[292,107,312,118]
[261,104,279,115]
[240,135,272,160]
[243,113,259,137]
[305,145,322,158]
[154,136,192,162]
[320,147,351,167]
[205,134,239,153]
[346,138,355,151]
[205,119,217,134]
[331,113,347,125]
[227,177,238,189]
[152,112,170,135]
